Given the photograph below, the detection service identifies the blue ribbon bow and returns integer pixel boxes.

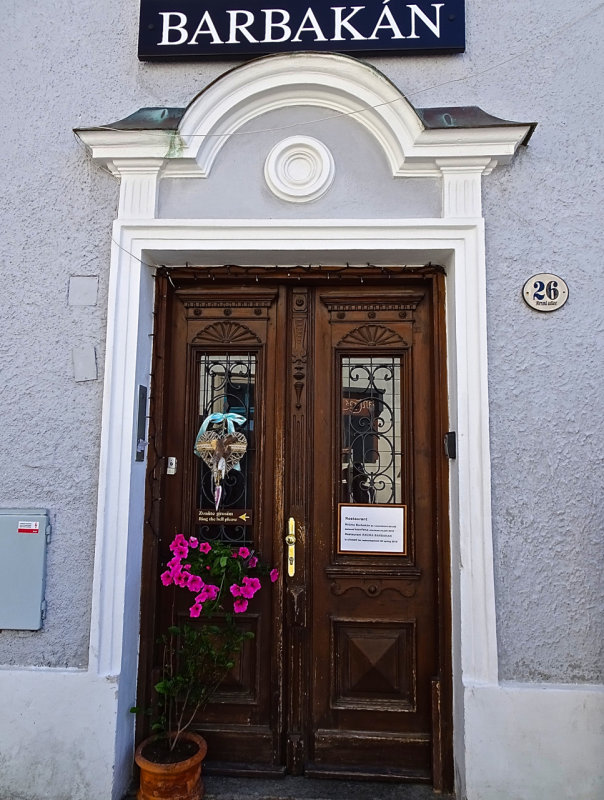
[198,412,246,435]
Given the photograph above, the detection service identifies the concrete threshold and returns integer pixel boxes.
[204,775,454,800]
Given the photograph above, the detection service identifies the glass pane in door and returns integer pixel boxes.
[341,355,402,505]
[196,352,256,545]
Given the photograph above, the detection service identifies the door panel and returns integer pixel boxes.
[307,289,436,779]
[143,272,450,786]
[154,285,285,770]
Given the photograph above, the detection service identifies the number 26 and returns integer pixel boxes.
[533,280,559,301]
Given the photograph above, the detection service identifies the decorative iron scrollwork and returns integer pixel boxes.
[341,355,404,505]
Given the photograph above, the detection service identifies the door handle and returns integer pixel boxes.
[285,517,296,577]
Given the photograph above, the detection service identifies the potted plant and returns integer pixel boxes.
[132,533,279,800]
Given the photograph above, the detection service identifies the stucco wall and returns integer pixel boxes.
[0,0,602,683]
[478,16,604,681]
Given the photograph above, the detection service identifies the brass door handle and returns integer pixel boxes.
[285,517,296,577]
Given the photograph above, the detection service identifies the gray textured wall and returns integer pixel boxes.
[0,0,602,681]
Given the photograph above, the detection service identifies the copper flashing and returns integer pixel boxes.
[79,104,536,145]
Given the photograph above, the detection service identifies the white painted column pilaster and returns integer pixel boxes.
[112,158,164,219]
[436,156,501,688]
[452,225,499,686]
[89,228,146,676]
[437,158,496,218]
[437,157,500,687]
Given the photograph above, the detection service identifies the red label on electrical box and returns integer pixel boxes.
[18,521,40,534]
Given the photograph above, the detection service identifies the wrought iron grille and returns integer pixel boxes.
[341,355,403,505]
[196,352,256,545]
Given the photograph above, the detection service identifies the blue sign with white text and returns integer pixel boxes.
[138,1,465,59]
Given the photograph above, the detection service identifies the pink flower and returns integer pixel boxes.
[187,575,204,593]
[169,562,189,587]
[189,537,198,548]
[160,570,173,586]
[173,571,189,588]
[196,584,218,603]
[233,598,248,613]
[189,603,203,618]
[238,546,251,559]
[270,569,279,583]
[248,556,258,568]
[169,534,189,559]
[204,584,219,601]
[230,584,242,597]
[237,576,261,599]
[198,541,212,554]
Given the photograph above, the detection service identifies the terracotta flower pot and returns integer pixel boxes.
[135,731,208,800]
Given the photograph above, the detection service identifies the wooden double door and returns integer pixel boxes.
[142,268,451,788]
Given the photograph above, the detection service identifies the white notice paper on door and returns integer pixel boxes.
[338,503,406,555]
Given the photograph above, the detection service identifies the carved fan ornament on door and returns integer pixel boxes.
[194,412,248,510]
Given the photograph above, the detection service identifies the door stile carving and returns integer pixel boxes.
[285,286,311,773]
[269,287,287,771]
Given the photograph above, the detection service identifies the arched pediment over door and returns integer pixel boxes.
[76,51,534,221]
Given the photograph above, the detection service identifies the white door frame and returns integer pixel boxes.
[91,217,492,795]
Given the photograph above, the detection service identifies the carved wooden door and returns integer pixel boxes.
[143,271,451,787]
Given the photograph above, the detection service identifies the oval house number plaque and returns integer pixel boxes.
[522,273,569,312]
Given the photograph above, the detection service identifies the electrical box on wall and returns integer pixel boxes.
[0,509,51,630]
